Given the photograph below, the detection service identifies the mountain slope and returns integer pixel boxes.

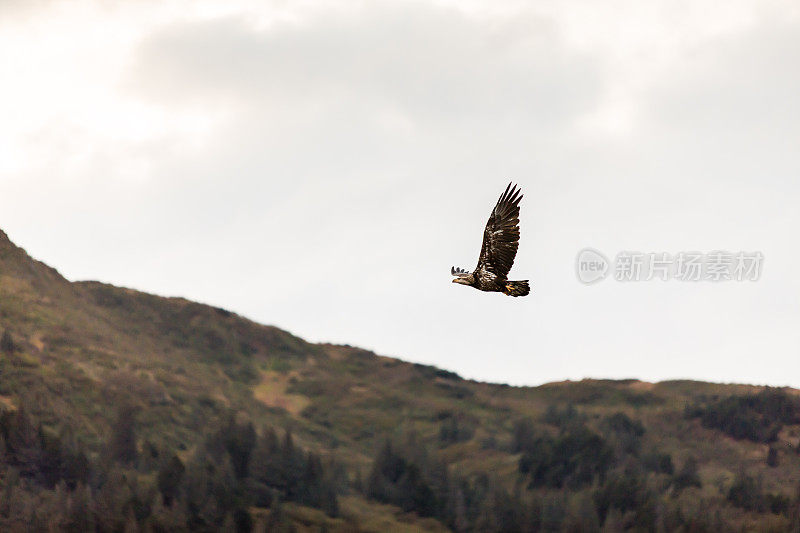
[0,228,799,531]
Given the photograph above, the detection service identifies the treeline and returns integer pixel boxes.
[363,422,800,533]
[363,411,700,532]
[509,408,703,530]
[2,395,800,532]
[686,387,800,443]
[364,434,533,532]
[0,406,340,532]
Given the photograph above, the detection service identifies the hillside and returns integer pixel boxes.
[0,228,799,532]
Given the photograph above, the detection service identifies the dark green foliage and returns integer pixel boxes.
[0,406,340,531]
[562,491,600,533]
[367,440,436,515]
[727,472,791,515]
[157,454,185,505]
[767,446,779,467]
[0,409,87,488]
[207,415,256,480]
[687,388,800,443]
[139,440,161,471]
[367,437,536,533]
[412,363,444,380]
[539,380,662,406]
[602,412,644,435]
[519,425,613,489]
[182,447,237,528]
[766,493,791,515]
[109,404,138,465]
[395,463,437,517]
[39,426,90,489]
[264,497,293,533]
[727,472,765,512]
[435,368,462,380]
[511,417,537,453]
[180,418,334,530]
[641,451,674,475]
[0,330,15,354]
[601,412,645,455]
[299,452,340,516]
[248,428,339,516]
[594,463,652,527]
[791,483,800,528]
[233,507,254,533]
[672,456,702,491]
[472,482,528,533]
[539,492,567,531]
[542,403,585,429]
[438,413,475,445]
[434,381,475,399]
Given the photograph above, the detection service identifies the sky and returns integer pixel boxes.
[1,0,799,387]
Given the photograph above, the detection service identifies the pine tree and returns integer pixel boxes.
[66,484,96,533]
[158,455,185,506]
[110,404,138,465]
[672,456,701,491]
[789,482,800,531]
[0,330,16,354]
[564,491,600,533]
[148,494,188,531]
[449,484,469,533]
[264,497,293,533]
[600,507,625,533]
[767,446,779,467]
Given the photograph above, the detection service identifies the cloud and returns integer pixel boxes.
[126,2,603,181]
[643,19,800,175]
[132,5,598,115]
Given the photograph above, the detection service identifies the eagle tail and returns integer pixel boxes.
[504,280,530,297]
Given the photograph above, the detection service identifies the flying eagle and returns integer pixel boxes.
[451,183,530,297]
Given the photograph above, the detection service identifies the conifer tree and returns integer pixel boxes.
[0,330,16,354]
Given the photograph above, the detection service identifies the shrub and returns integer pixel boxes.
[642,451,674,475]
[438,415,475,445]
[727,473,765,512]
[672,456,701,491]
[542,403,585,429]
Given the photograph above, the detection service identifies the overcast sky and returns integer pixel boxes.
[1,0,799,387]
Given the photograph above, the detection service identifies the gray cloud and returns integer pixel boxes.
[131,6,599,120]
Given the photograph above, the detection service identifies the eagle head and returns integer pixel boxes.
[451,267,474,285]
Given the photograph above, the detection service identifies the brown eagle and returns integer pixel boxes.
[451,183,530,297]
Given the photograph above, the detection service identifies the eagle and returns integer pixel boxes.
[451,183,530,297]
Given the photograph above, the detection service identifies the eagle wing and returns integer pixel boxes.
[475,183,522,281]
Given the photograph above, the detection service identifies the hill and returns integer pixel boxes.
[0,228,799,531]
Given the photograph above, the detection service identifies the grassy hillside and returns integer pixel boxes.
[0,228,799,532]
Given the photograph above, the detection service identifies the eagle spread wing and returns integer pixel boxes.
[476,183,522,281]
